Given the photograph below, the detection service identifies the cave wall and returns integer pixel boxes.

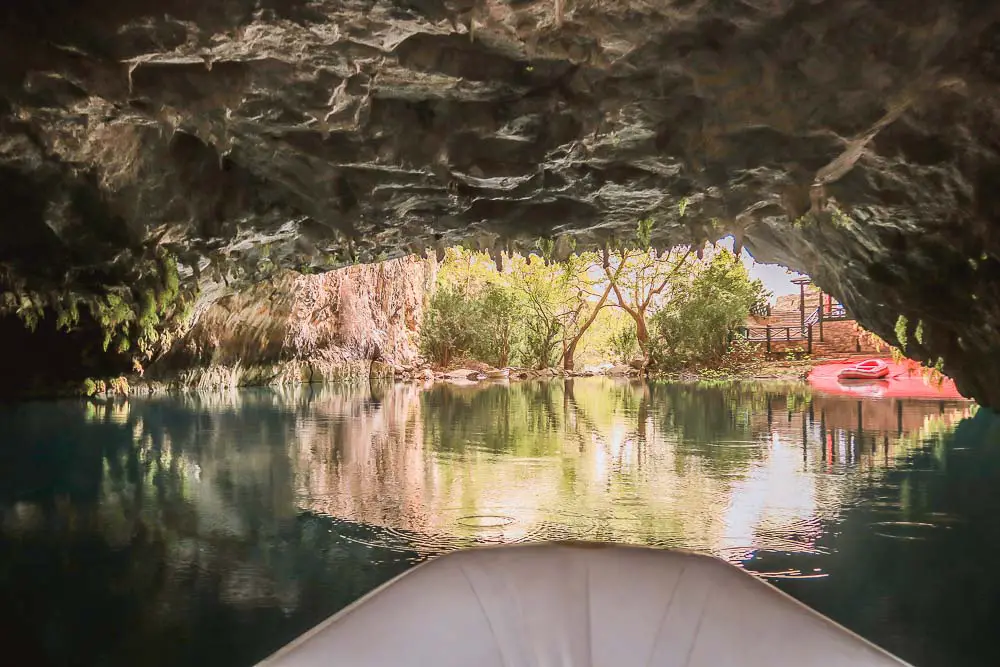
[0,310,134,398]
[0,0,999,403]
[149,255,435,390]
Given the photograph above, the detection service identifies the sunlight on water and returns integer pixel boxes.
[0,379,993,667]
[287,379,970,571]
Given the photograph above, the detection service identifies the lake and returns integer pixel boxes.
[0,378,994,667]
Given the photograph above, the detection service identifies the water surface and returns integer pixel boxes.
[0,379,993,666]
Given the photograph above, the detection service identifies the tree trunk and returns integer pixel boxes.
[563,339,578,371]
[635,314,650,368]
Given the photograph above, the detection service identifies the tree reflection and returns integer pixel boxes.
[0,382,978,667]
[765,407,1000,667]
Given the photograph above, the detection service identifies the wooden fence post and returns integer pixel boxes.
[765,326,771,354]
[807,325,813,355]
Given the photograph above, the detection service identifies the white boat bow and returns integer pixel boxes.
[259,542,911,667]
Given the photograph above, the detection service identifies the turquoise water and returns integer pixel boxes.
[0,379,993,666]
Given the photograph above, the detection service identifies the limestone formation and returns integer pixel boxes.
[0,1,999,402]
[151,255,434,388]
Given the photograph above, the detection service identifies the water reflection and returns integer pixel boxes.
[0,380,989,667]
[299,380,970,564]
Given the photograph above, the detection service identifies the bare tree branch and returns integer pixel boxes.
[642,248,693,310]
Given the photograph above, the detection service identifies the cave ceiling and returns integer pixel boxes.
[1,0,1000,402]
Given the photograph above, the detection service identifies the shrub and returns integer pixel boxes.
[419,287,478,366]
[650,252,769,370]
[607,323,638,364]
[471,284,523,368]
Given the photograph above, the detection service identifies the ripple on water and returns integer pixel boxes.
[336,508,613,559]
[755,536,829,554]
[757,569,830,580]
[870,521,947,541]
[341,526,475,557]
[455,514,517,528]
[868,500,902,509]
[710,439,763,448]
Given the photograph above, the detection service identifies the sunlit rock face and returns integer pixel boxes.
[1,0,999,402]
[149,255,434,388]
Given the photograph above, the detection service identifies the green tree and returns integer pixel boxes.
[606,320,639,364]
[420,241,767,372]
[473,284,522,368]
[601,245,695,367]
[506,255,574,369]
[557,252,626,371]
[419,287,477,366]
[650,251,769,369]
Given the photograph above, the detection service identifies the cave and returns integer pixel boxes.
[0,0,998,403]
[7,4,1000,666]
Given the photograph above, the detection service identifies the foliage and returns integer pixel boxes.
[894,315,909,350]
[82,378,101,397]
[82,376,130,397]
[419,286,478,367]
[715,337,765,375]
[636,217,654,249]
[421,241,770,373]
[649,251,769,370]
[108,376,130,396]
[599,240,697,365]
[422,248,614,369]
[2,247,197,369]
[607,322,638,364]
[506,253,573,368]
[14,293,44,332]
[783,345,810,361]
[472,283,521,368]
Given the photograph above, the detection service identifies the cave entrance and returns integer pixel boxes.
[416,240,881,376]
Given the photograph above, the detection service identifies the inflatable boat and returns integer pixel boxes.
[837,358,890,380]
[258,542,910,667]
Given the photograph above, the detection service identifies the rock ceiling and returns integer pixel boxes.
[1,0,999,402]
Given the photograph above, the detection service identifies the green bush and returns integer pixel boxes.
[650,252,769,370]
[419,287,478,366]
[607,323,638,364]
[471,284,523,368]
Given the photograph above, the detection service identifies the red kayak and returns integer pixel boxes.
[837,358,890,380]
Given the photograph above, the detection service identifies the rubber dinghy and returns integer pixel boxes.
[837,358,890,380]
[258,542,911,667]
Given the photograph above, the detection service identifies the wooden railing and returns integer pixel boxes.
[807,302,848,326]
[738,300,851,353]
[741,326,809,342]
[737,324,814,353]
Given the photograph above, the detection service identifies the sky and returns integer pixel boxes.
[716,236,806,301]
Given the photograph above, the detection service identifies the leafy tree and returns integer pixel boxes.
[557,252,625,370]
[650,251,769,369]
[473,284,522,368]
[601,243,695,367]
[420,239,769,373]
[607,321,639,364]
[419,287,477,366]
[506,255,573,369]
